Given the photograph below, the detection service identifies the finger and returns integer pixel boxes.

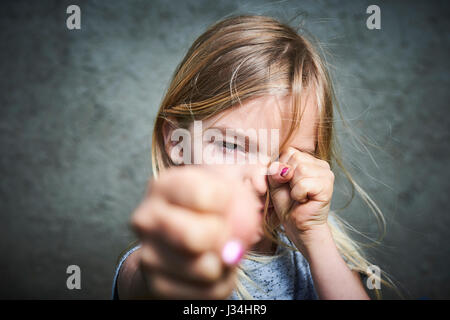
[279,146,330,169]
[266,163,293,221]
[131,197,158,233]
[145,266,237,299]
[278,147,316,165]
[267,162,294,189]
[132,197,230,254]
[154,167,232,214]
[288,162,331,187]
[290,177,329,203]
[140,240,224,283]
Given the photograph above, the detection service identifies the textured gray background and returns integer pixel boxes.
[0,0,449,299]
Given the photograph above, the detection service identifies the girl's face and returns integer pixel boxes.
[169,92,318,244]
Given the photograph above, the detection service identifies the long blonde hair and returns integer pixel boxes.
[148,14,398,299]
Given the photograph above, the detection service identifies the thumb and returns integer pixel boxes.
[267,162,293,189]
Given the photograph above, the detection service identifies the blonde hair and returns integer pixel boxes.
[147,14,398,299]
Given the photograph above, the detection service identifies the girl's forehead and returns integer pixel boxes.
[211,94,288,129]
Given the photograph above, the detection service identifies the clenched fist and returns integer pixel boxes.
[268,147,335,256]
[121,166,262,299]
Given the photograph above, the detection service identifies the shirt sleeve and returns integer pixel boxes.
[111,244,141,300]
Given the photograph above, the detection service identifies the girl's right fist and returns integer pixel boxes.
[130,166,261,299]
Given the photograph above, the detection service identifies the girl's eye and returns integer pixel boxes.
[223,141,238,151]
[216,141,245,153]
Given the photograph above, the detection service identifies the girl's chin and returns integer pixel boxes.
[249,232,277,254]
[249,208,276,247]
[251,230,264,245]
[250,223,271,246]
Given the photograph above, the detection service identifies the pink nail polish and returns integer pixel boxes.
[280,167,289,177]
[221,240,243,265]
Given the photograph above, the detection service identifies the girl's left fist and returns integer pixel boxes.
[268,147,335,237]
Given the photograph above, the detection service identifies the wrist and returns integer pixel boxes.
[292,223,335,262]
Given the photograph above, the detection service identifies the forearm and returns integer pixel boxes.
[117,248,153,299]
[295,225,370,300]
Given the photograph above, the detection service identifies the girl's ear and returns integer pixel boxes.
[162,118,185,165]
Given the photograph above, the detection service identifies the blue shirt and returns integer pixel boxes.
[111,232,318,300]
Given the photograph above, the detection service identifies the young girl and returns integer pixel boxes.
[112,14,387,300]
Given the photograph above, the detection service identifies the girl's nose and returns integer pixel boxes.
[243,165,268,197]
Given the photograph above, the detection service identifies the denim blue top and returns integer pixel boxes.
[111,231,318,300]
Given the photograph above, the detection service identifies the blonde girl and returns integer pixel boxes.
[112,14,390,300]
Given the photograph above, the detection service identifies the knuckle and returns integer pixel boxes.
[294,179,308,193]
[131,200,161,233]
[182,222,208,252]
[150,275,170,296]
[290,184,304,200]
[130,213,143,231]
[191,253,222,283]
[182,216,222,253]
[131,208,150,233]
[210,285,232,300]
[210,274,235,299]
[140,246,159,268]
[292,152,302,162]
[329,170,335,181]
[286,147,297,158]
[192,185,213,210]
[295,164,308,175]
[196,181,229,212]
[297,178,308,189]
[145,178,155,196]
[319,159,330,169]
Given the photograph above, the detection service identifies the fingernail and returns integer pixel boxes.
[221,240,243,265]
[280,167,289,177]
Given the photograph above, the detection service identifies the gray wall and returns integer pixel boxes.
[0,0,448,299]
